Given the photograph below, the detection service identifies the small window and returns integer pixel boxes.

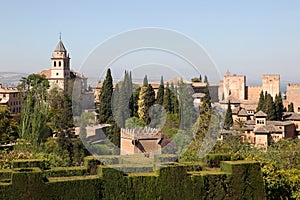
[54,61,56,67]
[56,73,59,76]
[59,61,61,67]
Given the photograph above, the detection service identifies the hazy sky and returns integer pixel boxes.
[0,1,299,85]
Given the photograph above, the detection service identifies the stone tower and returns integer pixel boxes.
[221,71,246,101]
[50,37,71,91]
[262,75,280,99]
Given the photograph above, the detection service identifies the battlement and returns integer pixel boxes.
[0,157,266,199]
[121,127,161,138]
[287,83,300,88]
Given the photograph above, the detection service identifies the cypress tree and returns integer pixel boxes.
[288,102,294,112]
[170,82,179,114]
[143,75,148,86]
[138,76,155,124]
[256,91,265,112]
[204,75,209,84]
[223,100,233,130]
[263,91,268,112]
[202,84,211,109]
[199,75,202,83]
[177,79,197,130]
[163,82,172,113]
[265,94,276,120]
[156,76,164,105]
[99,68,113,124]
[274,93,284,120]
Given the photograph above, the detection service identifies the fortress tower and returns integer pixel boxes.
[262,75,280,99]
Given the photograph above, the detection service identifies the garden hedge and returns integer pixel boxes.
[0,158,266,199]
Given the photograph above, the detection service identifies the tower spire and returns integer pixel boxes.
[59,32,62,41]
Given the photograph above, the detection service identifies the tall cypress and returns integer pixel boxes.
[163,82,172,113]
[170,82,179,114]
[138,75,155,124]
[204,75,209,84]
[199,75,202,83]
[274,93,283,120]
[156,76,164,105]
[223,100,233,130]
[265,94,276,120]
[256,91,265,112]
[202,84,211,109]
[99,68,113,124]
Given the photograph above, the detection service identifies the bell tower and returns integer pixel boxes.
[50,33,71,90]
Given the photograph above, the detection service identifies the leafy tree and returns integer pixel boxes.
[223,101,233,130]
[48,87,73,131]
[274,93,284,120]
[156,76,164,105]
[256,91,265,112]
[288,102,294,112]
[0,106,18,144]
[18,74,50,146]
[99,68,113,124]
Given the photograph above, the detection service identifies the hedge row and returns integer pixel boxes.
[0,159,266,199]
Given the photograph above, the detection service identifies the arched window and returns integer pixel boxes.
[54,61,56,67]
[59,61,61,67]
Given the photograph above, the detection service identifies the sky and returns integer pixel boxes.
[0,0,300,85]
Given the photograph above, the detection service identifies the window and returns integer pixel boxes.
[56,73,59,76]
[54,61,56,67]
[59,61,61,67]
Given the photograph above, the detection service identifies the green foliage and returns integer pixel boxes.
[205,154,231,168]
[223,101,233,130]
[47,87,73,131]
[202,84,211,109]
[288,102,294,112]
[138,79,155,124]
[177,79,197,130]
[265,93,276,120]
[99,68,113,124]
[274,93,284,120]
[156,76,164,105]
[18,74,50,146]
[0,106,18,144]
[256,90,265,112]
[0,157,266,199]
[130,86,140,117]
[204,75,208,84]
[125,117,145,128]
[163,82,173,113]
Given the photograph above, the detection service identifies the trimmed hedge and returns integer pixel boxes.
[154,154,178,163]
[0,159,266,199]
[44,167,88,177]
[12,159,46,169]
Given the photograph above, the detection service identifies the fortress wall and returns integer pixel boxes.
[286,84,300,113]
[247,86,263,101]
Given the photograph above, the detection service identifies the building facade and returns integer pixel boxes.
[0,83,21,114]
